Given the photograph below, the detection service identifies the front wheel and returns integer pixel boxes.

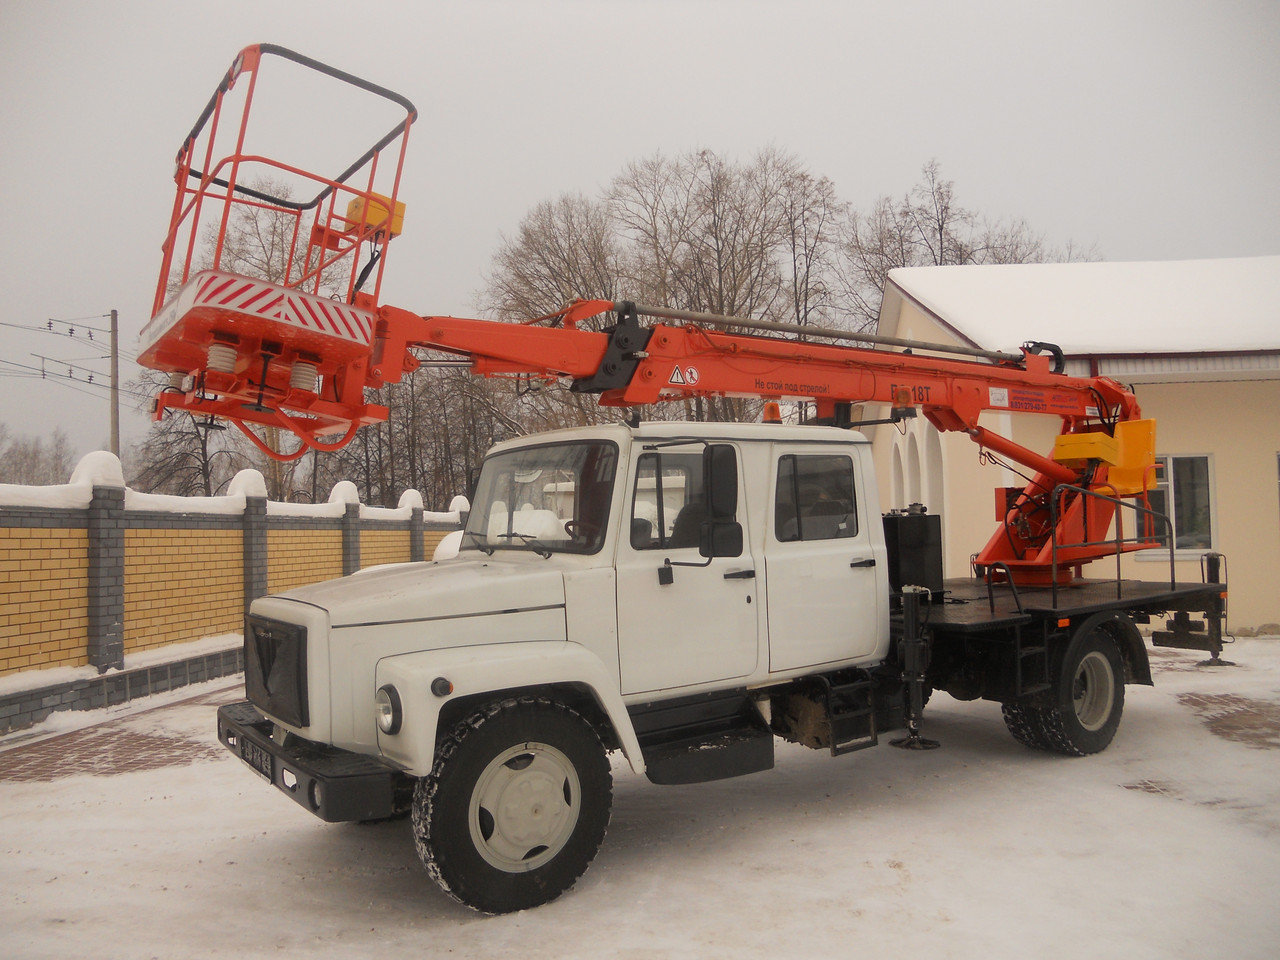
[412,697,612,914]
[1037,625,1126,756]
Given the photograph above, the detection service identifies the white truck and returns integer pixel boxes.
[216,419,1226,913]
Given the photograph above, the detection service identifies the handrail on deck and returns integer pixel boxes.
[1048,483,1175,608]
[983,561,1025,616]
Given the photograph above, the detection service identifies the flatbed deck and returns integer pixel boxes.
[921,577,1223,634]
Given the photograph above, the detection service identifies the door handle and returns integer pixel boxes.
[723,568,756,580]
[849,558,876,568]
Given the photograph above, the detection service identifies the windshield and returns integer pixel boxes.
[462,441,617,555]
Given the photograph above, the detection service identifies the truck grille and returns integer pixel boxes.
[244,615,309,727]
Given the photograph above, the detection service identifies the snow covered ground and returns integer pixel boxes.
[3,640,1278,960]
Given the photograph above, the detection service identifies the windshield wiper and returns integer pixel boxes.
[496,532,553,558]
[461,531,494,556]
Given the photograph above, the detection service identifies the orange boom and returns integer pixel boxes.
[141,45,1159,586]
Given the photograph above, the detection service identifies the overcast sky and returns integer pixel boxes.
[1,0,1277,462]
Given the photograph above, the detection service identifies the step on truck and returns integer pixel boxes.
[138,46,1230,913]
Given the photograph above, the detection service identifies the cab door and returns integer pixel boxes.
[615,446,759,695]
[765,448,884,672]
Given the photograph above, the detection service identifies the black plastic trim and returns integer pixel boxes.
[243,615,308,727]
[217,701,400,823]
[180,43,417,212]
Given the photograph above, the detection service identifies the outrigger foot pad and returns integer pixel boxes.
[890,734,941,750]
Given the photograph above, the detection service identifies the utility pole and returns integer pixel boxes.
[110,308,120,457]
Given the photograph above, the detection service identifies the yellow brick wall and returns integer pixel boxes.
[123,529,243,653]
[361,529,411,568]
[0,528,89,676]
[268,529,344,593]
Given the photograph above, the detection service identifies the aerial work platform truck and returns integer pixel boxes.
[139,46,1229,913]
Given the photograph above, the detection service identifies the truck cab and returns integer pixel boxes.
[220,421,894,912]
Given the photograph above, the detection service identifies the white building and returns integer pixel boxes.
[868,255,1280,633]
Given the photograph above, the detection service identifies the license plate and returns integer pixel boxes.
[240,737,274,781]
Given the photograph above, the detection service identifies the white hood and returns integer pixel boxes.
[279,555,567,628]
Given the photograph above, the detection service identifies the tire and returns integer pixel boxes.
[412,697,612,914]
[1001,700,1050,750]
[1036,625,1126,756]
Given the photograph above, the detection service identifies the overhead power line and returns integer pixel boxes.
[2,308,127,455]
[0,318,138,361]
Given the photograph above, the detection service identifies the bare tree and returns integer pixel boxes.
[609,148,814,421]
[126,372,246,496]
[838,160,1093,329]
[779,164,843,332]
[0,425,75,485]
[483,194,624,322]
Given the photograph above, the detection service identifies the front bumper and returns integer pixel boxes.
[216,701,403,823]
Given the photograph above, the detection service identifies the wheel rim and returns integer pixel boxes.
[468,741,581,873]
[1072,650,1115,732]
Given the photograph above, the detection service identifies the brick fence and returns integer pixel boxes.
[0,454,461,733]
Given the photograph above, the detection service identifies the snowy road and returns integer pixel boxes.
[3,641,1278,960]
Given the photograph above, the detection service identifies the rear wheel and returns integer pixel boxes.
[1037,626,1125,756]
[1001,700,1049,749]
[412,697,612,914]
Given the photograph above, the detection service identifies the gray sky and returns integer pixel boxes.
[2,0,1277,462]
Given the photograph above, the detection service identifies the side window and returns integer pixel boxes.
[775,454,858,542]
[631,452,707,550]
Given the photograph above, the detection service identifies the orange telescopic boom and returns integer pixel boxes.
[139,46,1158,585]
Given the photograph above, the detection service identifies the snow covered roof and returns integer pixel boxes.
[882,255,1280,357]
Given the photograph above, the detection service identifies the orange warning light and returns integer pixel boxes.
[763,401,782,423]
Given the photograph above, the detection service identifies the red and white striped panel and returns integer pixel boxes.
[191,273,375,345]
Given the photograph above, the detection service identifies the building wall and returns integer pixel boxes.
[871,296,1278,632]
[1117,380,1280,631]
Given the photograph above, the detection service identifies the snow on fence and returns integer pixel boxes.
[0,453,463,733]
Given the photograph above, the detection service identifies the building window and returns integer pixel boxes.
[1144,455,1213,551]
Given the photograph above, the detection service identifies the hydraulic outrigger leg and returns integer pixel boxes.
[891,586,940,751]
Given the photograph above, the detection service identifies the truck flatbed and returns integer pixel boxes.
[922,578,1223,634]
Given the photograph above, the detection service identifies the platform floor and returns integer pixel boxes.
[920,577,1221,633]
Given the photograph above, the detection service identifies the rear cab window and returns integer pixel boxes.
[774,453,859,542]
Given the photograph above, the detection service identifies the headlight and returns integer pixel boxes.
[375,684,402,735]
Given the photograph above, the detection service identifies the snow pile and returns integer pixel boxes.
[0,451,125,509]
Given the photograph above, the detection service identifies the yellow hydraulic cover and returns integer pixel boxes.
[1053,421,1156,495]
[1053,431,1120,467]
[1108,419,1157,495]
[346,193,405,237]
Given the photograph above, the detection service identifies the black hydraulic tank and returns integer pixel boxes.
[882,507,944,601]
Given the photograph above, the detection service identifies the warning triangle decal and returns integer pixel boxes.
[668,366,686,385]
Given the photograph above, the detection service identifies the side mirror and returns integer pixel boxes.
[699,520,743,558]
[703,444,738,521]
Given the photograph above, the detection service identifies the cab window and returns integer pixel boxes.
[630,451,707,550]
[775,454,858,542]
